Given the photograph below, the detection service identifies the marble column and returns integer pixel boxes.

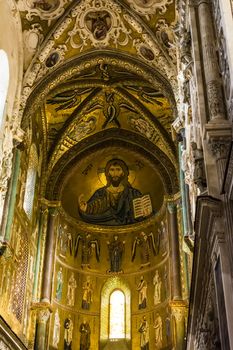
[34,308,51,350]
[41,206,58,303]
[196,0,225,121]
[168,203,182,300]
[34,202,59,350]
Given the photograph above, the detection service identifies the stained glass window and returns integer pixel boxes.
[109,289,125,339]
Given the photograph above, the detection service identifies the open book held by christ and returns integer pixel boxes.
[133,194,153,219]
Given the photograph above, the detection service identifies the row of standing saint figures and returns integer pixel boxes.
[52,310,167,350]
[55,268,164,310]
[53,311,91,350]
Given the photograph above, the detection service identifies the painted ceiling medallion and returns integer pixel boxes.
[68,0,131,50]
[84,10,112,41]
[127,0,173,18]
[17,0,70,24]
[26,0,60,12]
[139,46,155,61]
[45,51,60,68]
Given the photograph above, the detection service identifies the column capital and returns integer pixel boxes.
[166,193,181,213]
[167,203,177,214]
[170,301,188,321]
[31,302,52,323]
[13,127,25,147]
[210,140,231,160]
[39,198,61,215]
[39,198,61,208]
[204,121,232,159]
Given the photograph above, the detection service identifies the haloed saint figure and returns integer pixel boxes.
[78,158,150,225]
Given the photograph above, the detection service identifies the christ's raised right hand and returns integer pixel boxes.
[78,194,87,212]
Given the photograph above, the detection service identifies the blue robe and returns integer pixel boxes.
[79,185,142,226]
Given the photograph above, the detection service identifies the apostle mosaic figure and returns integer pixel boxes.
[55,267,63,301]
[132,231,157,268]
[138,316,149,350]
[158,220,168,256]
[75,233,100,269]
[64,316,73,350]
[67,273,77,307]
[136,276,147,309]
[82,276,93,310]
[107,235,125,272]
[78,158,146,226]
[79,320,91,350]
[153,270,162,305]
[165,313,171,346]
[53,309,60,348]
[154,313,163,348]
[58,224,68,257]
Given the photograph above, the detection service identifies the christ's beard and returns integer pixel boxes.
[110,176,124,187]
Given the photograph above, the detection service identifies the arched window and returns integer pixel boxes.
[100,277,131,344]
[23,144,38,218]
[0,49,9,127]
[109,289,125,339]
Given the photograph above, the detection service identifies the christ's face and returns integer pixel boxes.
[108,165,124,187]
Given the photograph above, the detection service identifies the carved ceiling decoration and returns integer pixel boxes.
[17,0,71,24]
[126,0,173,18]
